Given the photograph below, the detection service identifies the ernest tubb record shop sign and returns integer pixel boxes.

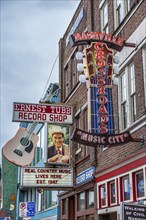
[12,102,73,124]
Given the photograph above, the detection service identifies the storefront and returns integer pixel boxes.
[59,167,96,220]
[95,150,146,220]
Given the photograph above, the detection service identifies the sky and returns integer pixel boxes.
[0,0,80,161]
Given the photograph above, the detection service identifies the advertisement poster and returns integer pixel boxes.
[47,124,70,165]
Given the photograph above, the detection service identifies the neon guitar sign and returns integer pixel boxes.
[85,42,114,134]
[71,32,144,147]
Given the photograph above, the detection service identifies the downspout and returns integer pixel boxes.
[91,0,94,31]
[90,0,98,166]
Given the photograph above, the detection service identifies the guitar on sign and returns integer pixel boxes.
[2,122,39,167]
[2,83,61,167]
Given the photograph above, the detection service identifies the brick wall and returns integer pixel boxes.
[59,0,146,177]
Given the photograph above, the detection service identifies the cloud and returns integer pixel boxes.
[0,0,79,160]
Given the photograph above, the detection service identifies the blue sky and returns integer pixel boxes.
[0,0,80,160]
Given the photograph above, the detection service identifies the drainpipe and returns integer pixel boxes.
[90,0,94,31]
[90,0,98,166]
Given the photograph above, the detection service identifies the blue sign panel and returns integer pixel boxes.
[27,202,35,217]
[76,167,95,185]
[0,218,11,220]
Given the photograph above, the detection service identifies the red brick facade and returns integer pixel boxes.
[58,0,146,219]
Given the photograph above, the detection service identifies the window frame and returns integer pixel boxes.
[122,175,131,201]
[109,180,116,205]
[129,63,136,123]
[120,71,128,130]
[87,188,94,209]
[99,184,107,208]
[83,107,89,156]
[135,170,145,199]
[71,55,77,88]
[100,0,109,33]
[65,65,69,96]
[77,192,85,211]
[114,0,130,29]
[119,62,136,131]
[75,114,83,162]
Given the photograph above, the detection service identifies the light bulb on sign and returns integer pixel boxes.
[114,65,119,75]
[79,74,86,83]
[113,56,120,64]
[77,63,84,72]
[75,51,84,61]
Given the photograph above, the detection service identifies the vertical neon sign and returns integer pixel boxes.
[84,42,114,134]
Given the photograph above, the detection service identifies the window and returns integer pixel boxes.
[52,191,58,206]
[114,0,130,28]
[110,181,116,204]
[65,65,69,96]
[136,171,144,198]
[78,192,85,211]
[75,114,83,161]
[100,184,107,207]
[83,108,89,156]
[100,1,108,33]
[121,72,128,129]
[122,175,130,201]
[72,56,77,88]
[87,188,94,208]
[119,63,136,130]
[129,63,136,123]
[116,0,122,26]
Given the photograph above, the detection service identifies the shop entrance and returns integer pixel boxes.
[68,196,75,220]
[99,212,117,220]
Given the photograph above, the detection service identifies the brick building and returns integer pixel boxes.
[58,0,146,220]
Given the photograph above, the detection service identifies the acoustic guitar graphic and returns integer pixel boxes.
[2,83,61,167]
[2,122,39,167]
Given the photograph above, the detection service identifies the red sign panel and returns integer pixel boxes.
[12,102,73,124]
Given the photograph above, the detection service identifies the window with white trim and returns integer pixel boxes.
[114,0,130,28]
[100,1,108,33]
[135,170,144,198]
[120,71,128,129]
[122,175,131,201]
[129,63,136,123]
[99,184,107,207]
[109,181,116,204]
[119,63,136,130]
